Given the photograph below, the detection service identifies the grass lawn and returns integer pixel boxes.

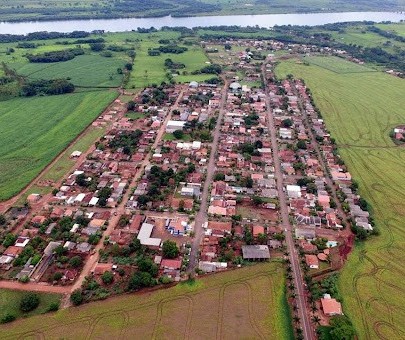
[276,57,405,340]
[162,133,192,141]
[0,289,61,322]
[125,112,144,120]
[0,90,117,201]
[1,262,293,339]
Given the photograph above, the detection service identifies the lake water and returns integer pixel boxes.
[0,12,404,35]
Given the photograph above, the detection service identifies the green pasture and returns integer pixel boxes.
[276,57,405,340]
[123,31,212,89]
[0,289,61,322]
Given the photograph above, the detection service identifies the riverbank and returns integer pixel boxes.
[1,11,404,35]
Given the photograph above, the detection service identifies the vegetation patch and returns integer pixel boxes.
[0,289,61,324]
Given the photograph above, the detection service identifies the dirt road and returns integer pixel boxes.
[188,81,228,273]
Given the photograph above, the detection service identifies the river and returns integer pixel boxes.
[0,11,404,34]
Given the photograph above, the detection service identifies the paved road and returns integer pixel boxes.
[262,64,316,340]
[187,81,228,273]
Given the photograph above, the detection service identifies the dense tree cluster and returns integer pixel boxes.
[192,64,222,75]
[21,79,75,96]
[164,58,185,69]
[108,129,143,155]
[27,48,84,63]
[0,31,89,43]
[148,44,188,56]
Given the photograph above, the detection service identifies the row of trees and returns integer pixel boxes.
[21,79,75,96]
[27,48,84,63]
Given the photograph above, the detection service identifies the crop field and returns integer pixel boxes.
[0,90,117,200]
[13,54,127,88]
[0,289,61,322]
[276,58,405,339]
[0,262,293,339]
[302,55,377,74]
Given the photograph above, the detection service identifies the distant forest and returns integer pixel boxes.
[0,0,404,22]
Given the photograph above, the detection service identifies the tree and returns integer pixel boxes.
[137,257,158,277]
[2,233,17,247]
[89,42,105,51]
[125,63,133,71]
[252,196,263,206]
[128,271,153,291]
[101,271,114,285]
[20,293,40,312]
[329,316,356,340]
[137,195,150,206]
[282,118,293,128]
[162,240,179,259]
[214,173,225,181]
[75,173,88,187]
[129,237,142,253]
[297,140,307,150]
[257,233,268,244]
[173,130,184,139]
[243,226,254,245]
[70,289,83,306]
[69,256,82,268]
[0,214,6,226]
[127,100,136,111]
[53,272,63,281]
[54,245,67,257]
[1,313,16,323]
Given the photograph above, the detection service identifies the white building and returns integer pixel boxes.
[286,185,301,198]
[166,120,186,133]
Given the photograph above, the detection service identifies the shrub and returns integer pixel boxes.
[53,272,63,281]
[1,313,16,323]
[70,289,83,306]
[47,301,60,312]
[101,271,114,285]
[18,275,30,283]
[20,293,40,312]
[69,256,82,268]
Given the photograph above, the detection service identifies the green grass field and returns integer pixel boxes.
[302,55,377,74]
[121,31,213,89]
[276,58,405,340]
[0,262,293,339]
[0,90,117,200]
[376,22,405,37]
[0,289,61,322]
